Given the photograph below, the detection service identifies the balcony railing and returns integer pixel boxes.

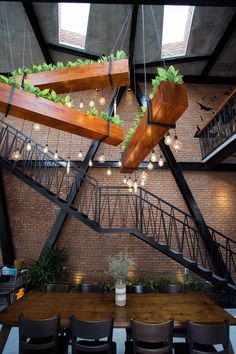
[196,89,236,161]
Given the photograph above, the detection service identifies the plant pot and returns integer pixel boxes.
[16,59,129,94]
[0,83,124,146]
[79,282,102,293]
[115,283,126,306]
[121,81,188,172]
[127,284,150,294]
[158,284,183,293]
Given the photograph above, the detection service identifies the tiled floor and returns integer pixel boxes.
[1,309,236,354]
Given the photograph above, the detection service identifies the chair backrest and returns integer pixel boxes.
[46,284,70,293]
[70,316,114,353]
[187,320,230,354]
[131,318,174,354]
[18,314,60,353]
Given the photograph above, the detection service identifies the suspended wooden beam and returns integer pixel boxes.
[121,81,188,172]
[0,83,124,146]
[15,59,129,94]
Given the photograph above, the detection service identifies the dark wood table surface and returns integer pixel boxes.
[0,292,235,352]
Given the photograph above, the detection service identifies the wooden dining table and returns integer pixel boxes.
[0,291,236,352]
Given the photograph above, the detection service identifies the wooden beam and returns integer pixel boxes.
[15,59,129,93]
[0,83,124,146]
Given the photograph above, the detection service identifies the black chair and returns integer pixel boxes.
[70,316,116,354]
[187,320,230,354]
[46,284,70,293]
[125,318,174,354]
[18,314,60,354]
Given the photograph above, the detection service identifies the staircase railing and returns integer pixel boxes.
[0,120,235,286]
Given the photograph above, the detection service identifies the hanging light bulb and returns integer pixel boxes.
[26,141,32,151]
[33,123,41,131]
[127,176,133,187]
[98,153,105,163]
[99,95,106,106]
[141,170,148,180]
[78,150,83,159]
[65,100,72,108]
[172,135,182,152]
[150,149,157,162]
[88,159,93,167]
[128,186,133,193]
[43,144,48,153]
[79,100,84,109]
[147,160,154,171]
[140,179,145,187]
[11,148,21,161]
[126,87,133,105]
[164,132,173,146]
[158,155,164,167]
[133,179,138,193]
[89,99,95,108]
[66,157,70,175]
[106,167,112,176]
[123,175,127,184]
[54,150,59,160]
[113,99,117,115]
[118,160,122,167]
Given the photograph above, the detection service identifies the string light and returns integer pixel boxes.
[78,150,83,159]
[99,95,106,106]
[106,167,112,176]
[113,99,117,115]
[89,99,95,108]
[79,101,84,109]
[140,179,145,187]
[123,175,127,184]
[127,176,133,187]
[88,159,93,167]
[11,149,21,161]
[150,149,157,162]
[26,141,32,151]
[172,135,182,152]
[65,100,72,108]
[133,178,138,193]
[54,150,59,160]
[164,132,173,146]
[158,155,164,167]
[147,160,154,171]
[141,170,148,180]
[118,160,122,167]
[98,153,105,163]
[128,186,133,192]
[66,157,70,175]
[43,144,48,153]
[33,123,41,131]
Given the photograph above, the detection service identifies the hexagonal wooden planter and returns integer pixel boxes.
[16,59,129,94]
[121,81,188,172]
[0,83,124,146]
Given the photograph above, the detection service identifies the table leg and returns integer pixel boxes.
[0,325,11,353]
[230,339,235,354]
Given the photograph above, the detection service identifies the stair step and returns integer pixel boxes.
[212,274,227,283]
[182,257,197,265]
[228,283,236,291]
[170,249,182,256]
[197,266,212,274]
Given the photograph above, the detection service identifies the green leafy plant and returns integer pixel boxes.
[126,279,157,292]
[29,247,68,291]
[103,281,115,292]
[149,65,184,99]
[158,277,183,286]
[184,277,204,291]
[108,250,135,283]
[87,107,99,116]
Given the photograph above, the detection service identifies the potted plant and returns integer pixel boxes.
[121,66,188,171]
[158,278,184,293]
[108,250,134,306]
[126,279,157,293]
[29,247,68,292]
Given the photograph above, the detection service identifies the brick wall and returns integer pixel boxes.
[1,83,236,284]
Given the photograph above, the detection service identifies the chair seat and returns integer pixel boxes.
[76,340,116,354]
[125,340,173,354]
[172,342,217,354]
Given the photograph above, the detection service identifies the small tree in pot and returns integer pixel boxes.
[108,250,134,306]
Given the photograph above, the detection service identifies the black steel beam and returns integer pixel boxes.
[19,0,236,6]
[8,160,236,172]
[0,168,15,265]
[135,55,210,69]
[129,5,139,67]
[133,80,232,282]
[40,85,127,256]
[204,138,236,169]
[201,11,236,78]
[47,43,100,61]
[22,3,53,64]
[136,73,236,85]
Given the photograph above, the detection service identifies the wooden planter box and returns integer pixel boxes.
[16,59,129,94]
[121,81,188,172]
[0,83,124,146]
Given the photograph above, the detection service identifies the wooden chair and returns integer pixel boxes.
[18,314,60,354]
[126,318,174,354]
[70,316,116,354]
[46,284,70,293]
[187,320,230,354]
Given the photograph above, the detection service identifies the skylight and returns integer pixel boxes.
[161,6,194,59]
[59,3,90,50]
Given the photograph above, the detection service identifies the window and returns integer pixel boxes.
[161,6,194,59]
[58,3,90,50]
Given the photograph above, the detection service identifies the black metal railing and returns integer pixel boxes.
[197,90,236,160]
[0,120,235,286]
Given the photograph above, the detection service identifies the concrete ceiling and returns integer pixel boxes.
[0,2,235,81]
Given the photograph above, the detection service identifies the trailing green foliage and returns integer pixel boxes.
[29,247,68,291]
[11,50,127,76]
[0,75,123,127]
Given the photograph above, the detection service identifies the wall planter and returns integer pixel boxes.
[158,284,184,293]
[121,81,188,171]
[0,83,124,146]
[15,59,129,94]
[126,284,150,293]
[79,282,103,293]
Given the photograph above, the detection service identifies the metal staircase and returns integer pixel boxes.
[0,120,236,295]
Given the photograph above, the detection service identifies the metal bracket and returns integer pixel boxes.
[108,61,113,87]
[5,84,15,117]
[146,98,176,129]
[20,72,27,88]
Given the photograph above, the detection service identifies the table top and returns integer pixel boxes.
[0,292,235,328]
